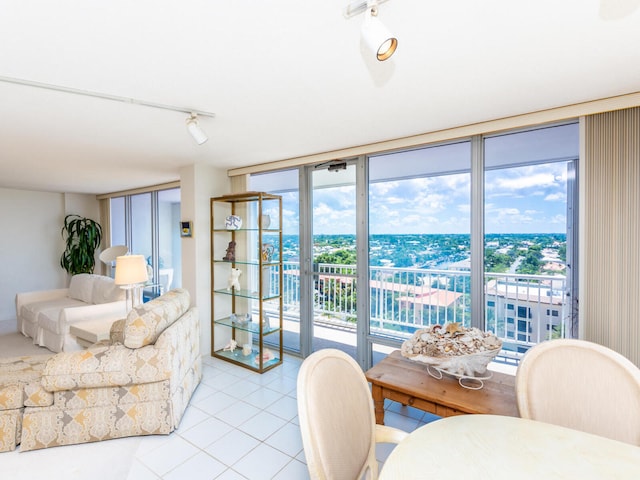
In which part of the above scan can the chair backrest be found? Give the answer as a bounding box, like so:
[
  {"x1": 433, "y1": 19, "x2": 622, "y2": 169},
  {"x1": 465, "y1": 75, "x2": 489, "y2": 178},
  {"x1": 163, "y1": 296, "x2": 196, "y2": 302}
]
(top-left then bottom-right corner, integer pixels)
[
  {"x1": 297, "y1": 349, "x2": 379, "y2": 480},
  {"x1": 516, "y1": 339, "x2": 640, "y2": 445}
]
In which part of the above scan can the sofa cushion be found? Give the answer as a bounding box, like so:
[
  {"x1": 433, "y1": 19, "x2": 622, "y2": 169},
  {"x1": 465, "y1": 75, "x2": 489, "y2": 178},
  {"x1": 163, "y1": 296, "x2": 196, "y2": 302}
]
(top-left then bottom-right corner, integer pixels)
[
  {"x1": 124, "y1": 289, "x2": 190, "y2": 349},
  {"x1": 0, "y1": 355, "x2": 53, "y2": 411},
  {"x1": 34, "y1": 299, "x2": 87, "y2": 335},
  {"x1": 91, "y1": 275, "x2": 125, "y2": 304},
  {"x1": 68, "y1": 274, "x2": 94, "y2": 303},
  {"x1": 21, "y1": 297, "x2": 85, "y2": 328}
]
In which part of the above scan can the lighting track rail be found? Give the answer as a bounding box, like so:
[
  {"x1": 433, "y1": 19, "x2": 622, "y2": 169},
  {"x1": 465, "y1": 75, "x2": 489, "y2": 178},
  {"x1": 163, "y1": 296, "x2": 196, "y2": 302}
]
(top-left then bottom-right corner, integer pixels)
[
  {"x1": 0, "y1": 75, "x2": 216, "y2": 118},
  {"x1": 343, "y1": 0, "x2": 389, "y2": 18}
]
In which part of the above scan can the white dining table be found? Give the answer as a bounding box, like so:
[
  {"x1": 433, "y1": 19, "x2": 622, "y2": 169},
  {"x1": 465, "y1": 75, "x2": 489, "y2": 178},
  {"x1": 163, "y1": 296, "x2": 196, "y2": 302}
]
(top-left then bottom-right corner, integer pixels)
[{"x1": 379, "y1": 414, "x2": 640, "y2": 479}]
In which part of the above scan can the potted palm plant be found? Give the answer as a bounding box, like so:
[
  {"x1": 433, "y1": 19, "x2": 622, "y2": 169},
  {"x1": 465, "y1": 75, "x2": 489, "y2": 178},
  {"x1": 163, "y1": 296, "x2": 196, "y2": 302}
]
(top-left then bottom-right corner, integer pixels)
[{"x1": 60, "y1": 214, "x2": 103, "y2": 275}]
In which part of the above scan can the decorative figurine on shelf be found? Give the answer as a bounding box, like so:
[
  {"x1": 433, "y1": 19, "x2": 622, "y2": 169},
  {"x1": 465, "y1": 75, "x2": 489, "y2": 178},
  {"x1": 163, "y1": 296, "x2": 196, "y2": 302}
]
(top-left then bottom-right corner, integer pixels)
[
  {"x1": 222, "y1": 241, "x2": 236, "y2": 262},
  {"x1": 228, "y1": 267, "x2": 242, "y2": 291},
  {"x1": 223, "y1": 339, "x2": 237, "y2": 352},
  {"x1": 261, "y1": 243, "x2": 275, "y2": 262}
]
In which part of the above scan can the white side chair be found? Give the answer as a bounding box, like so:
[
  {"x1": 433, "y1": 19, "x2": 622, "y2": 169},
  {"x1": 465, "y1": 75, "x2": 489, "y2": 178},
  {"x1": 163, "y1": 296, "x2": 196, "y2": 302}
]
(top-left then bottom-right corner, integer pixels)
[
  {"x1": 516, "y1": 338, "x2": 640, "y2": 445},
  {"x1": 297, "y1": 349, "x2": 408, "y2": 480}
]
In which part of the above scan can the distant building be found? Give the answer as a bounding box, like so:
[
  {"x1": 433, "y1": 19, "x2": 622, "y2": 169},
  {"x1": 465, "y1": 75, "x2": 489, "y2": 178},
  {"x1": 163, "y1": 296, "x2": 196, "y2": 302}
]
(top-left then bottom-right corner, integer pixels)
[{"x1": 485, "y1": 278, "x2": 565, "y2": 353}]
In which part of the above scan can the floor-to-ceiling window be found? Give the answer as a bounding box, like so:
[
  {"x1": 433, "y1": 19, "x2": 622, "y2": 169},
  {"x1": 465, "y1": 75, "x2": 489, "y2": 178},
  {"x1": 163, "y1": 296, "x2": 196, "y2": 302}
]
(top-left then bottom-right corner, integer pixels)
[
  {"x1": 483, "y1": 123, "x2": 579, "y2": 358},
  {"x1": 249, "y1": 121, "x2": 579, "y2": 368},
  {"x1": 108, "y1": 186, "x2": 182, "y2": 301},
  {"x1": 368, "y1": 141, "x2": 472, "y2": 361}
]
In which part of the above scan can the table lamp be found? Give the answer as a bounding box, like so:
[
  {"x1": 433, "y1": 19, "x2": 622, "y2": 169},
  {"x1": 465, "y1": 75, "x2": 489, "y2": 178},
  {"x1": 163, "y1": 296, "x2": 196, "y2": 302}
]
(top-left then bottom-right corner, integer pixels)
[{"x1": 114, "y1": 254, "x2": 149, "y2": 311}]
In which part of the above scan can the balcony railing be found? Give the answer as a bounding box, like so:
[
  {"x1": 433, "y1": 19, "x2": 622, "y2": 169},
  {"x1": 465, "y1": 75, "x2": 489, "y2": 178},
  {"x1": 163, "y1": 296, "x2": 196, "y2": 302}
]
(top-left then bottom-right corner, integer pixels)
[{"x1": 274, "y1": 261, "x2": 569, "y2": 363}]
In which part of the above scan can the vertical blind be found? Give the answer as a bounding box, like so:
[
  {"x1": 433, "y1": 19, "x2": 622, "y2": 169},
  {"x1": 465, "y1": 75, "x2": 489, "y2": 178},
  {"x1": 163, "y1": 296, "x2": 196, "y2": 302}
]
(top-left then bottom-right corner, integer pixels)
[{"x1": 583, "y1": 106, "x2": 640, "y2": 366}]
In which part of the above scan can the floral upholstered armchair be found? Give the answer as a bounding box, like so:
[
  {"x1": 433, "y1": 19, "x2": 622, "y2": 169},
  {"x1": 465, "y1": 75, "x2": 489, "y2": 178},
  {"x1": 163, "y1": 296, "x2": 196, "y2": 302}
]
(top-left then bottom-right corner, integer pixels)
[{"x1": 11, "y1": 288, "x2": 201, "y2": 452}]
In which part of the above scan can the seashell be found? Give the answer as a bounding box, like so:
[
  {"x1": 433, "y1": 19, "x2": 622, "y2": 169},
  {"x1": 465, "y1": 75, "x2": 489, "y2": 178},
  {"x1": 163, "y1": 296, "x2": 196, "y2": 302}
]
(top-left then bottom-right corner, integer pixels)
[{"x1": 445, "y1": 322, "x2": 463, "y2": 335}]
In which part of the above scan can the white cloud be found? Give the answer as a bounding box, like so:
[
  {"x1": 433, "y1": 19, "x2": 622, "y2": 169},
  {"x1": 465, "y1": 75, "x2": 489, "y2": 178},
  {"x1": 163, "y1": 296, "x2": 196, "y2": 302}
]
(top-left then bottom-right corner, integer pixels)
[
  {"x1": 545, "y1": 192, "x2": 565, "y2": 201},
  {"x1": 495, "y1": 173, "x2": 556, "y2": 190}
]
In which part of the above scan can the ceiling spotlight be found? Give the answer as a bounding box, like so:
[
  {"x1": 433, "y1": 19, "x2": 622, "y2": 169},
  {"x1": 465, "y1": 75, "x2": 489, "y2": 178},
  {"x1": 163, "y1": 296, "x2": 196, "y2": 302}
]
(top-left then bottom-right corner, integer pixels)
[
  {"x1": 344, "y1": 0, "x2": 397, "y2": 62},
  {"x1": 361, "y1": 1, "x2": 397, "y2": 61},
  {"x1": 186, "y1": 113, "x2": 208, "y2": 145}
]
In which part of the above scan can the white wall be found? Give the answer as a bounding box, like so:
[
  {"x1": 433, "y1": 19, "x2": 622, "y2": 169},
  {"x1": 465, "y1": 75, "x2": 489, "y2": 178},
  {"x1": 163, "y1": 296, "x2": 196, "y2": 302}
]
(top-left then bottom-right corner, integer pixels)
[
  {"x1": 0, "y1": 189, "x2": 97, "y2": 322},
  {"x1": 180, "y1": 164, "x2": 230, "y2": 355}
]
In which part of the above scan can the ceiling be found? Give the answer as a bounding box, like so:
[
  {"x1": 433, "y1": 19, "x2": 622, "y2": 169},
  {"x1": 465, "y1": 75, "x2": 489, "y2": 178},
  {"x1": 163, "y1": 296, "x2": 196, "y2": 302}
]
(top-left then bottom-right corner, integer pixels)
[{"x1": 0, "y1": 0, "x2": 639, "y2": 195}]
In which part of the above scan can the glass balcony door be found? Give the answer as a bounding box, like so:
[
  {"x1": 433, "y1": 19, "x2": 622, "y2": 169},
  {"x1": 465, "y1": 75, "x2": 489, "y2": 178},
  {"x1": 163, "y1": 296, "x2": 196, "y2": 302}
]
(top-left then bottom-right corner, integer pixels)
[{"x1": 308, "y1": 162, "x2": 359, "y2": 358}]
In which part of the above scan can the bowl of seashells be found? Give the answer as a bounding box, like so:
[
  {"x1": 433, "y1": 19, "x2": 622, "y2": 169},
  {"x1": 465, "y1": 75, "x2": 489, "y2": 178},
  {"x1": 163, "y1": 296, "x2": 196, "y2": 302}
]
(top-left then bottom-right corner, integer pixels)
[{"x1": 400, "y1": 322, "x2": 502, "y2": 388}]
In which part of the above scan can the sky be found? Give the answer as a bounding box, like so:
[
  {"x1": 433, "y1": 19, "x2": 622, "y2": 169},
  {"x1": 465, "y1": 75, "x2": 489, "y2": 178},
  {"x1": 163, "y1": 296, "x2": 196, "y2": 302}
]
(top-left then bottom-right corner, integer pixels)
[{"x1": 255, "y1": 123, "x2": 579, "y2": 236}]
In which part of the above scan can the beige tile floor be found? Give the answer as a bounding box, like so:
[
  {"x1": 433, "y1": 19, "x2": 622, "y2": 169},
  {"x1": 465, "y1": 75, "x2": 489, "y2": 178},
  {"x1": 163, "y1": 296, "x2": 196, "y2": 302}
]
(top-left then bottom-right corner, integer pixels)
[{"x1": 125, "y1": 354, "x2": 434, "y2": 480}]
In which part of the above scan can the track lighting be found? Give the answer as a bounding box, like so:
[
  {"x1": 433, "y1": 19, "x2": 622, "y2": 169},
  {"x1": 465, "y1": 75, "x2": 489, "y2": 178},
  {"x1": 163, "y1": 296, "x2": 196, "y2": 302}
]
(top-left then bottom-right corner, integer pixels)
[
  {"x1": 0, "y1": 76, "x2": 216, "y2": 145},
  {"x1": 344, "y1": 0, "x2": 397, "y2": 61},
  {"x1": 186, "y1": 113, "x2": 208, "y2": 145}
]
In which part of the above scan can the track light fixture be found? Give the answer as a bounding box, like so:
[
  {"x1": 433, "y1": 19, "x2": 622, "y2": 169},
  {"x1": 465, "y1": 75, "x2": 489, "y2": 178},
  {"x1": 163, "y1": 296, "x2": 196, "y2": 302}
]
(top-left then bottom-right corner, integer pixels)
[
  {"x1": 0, "y1": 76, "x2": 216, "y2": 145},
  {"x1": 186, "y1": 113, "x2": 208, "y2": 145},
  {"x1": 344, "y1": 0, "x2": 397, "y2": 61}
]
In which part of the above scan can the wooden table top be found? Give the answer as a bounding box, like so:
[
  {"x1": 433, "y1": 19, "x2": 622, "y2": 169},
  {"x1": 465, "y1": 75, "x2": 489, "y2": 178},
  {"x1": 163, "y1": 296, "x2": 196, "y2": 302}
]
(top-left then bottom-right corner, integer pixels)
[{"x1": 366, "y1": 350, "x2": 519, "y2": 417}]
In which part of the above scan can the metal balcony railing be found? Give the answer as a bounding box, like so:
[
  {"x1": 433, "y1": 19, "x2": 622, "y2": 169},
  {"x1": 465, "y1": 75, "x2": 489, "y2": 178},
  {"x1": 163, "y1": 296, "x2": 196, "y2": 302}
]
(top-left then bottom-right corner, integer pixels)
[{"x1": 273, "y1": 261, "x2": 569, "y2": 363}]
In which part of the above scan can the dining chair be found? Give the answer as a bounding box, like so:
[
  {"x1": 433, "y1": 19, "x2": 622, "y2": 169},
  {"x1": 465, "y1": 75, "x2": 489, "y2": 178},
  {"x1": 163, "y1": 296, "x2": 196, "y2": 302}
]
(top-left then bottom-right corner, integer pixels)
[
  {"x1": 516, "y1": 338, "x2": 640, "y2": 445},
  {"x1": 297, "y1": 349, "x2": 408, "y2": 480}
]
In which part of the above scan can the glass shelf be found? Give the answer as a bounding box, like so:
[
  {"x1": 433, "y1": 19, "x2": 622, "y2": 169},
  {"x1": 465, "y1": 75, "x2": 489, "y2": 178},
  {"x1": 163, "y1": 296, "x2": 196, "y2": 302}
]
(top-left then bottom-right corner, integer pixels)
[
  {"x1": 214, "y1": 316, "x2": 280, "y2": 336},
  {"x1": 213, "y1": 288, "x2": 280, "y2": 301},
  {"x1": 212, "y1": 259, "x2": 280, "y2": 267},
  {"x1": 212, "y1": 228, "x2": 280, "y2": 233},
  {"x1": 214, "y1": 348, "x2": 281, "y2": 370}
]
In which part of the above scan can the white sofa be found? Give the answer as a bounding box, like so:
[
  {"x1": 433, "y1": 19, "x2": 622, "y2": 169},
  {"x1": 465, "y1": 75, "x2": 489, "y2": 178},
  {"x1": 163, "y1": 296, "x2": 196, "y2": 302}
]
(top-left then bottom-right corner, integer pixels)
[{"x1": 16, "y1": 274, "x2": 127, "y2": 353}]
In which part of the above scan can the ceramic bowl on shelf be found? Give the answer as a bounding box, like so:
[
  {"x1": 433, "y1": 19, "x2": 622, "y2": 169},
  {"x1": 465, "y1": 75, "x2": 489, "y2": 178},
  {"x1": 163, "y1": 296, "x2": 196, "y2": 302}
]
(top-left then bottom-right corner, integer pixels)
[{"x1": 225, "y1": 215, "x2": 242, "y2": 230}]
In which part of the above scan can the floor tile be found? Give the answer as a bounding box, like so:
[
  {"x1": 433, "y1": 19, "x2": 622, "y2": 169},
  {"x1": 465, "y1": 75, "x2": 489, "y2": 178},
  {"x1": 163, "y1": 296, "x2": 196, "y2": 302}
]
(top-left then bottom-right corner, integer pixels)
[
  {"x1": 227, "y1": 377, "x2": 262, "y2": 399},
  {"x1": 385, "y1": 401, "x2": 427, "y2": 420},
  {"x1": 137, "y1": 435, "x2": 201, "y2": 477},
  {"x1": 383, "y1": 410, "x2": 421, "y2": 432},
  {"x1": 215, "y1": 469, "x2": 249, "y2": 479},
  {"x1": 195, "y1": 390, "x2": 238, "y2": 416},
  {"x1": 264, "y1": 394, "x2": 298, "y2": 421},
  {"x1": 163, "y1": 451, "x2": 227, "y2": 480},
  {"x1": 190, "y1": 382, "x2": 218, "y2": 403},
  {"x1": 126, "y1": 459, "x2": 160, "y2": 480},
  {"x1": 180, "y1": 416, "x2": 235, "y2": 449},
  {"x1": 176, "y1": 404, "x2": 210, "y2": 433},
  {"x1": 264, "y1": 422, "x2": 303, "y2": 457},
  {"x1": 231, "y1": 443, "x2": 292, "y2": 480},
  {"x1": 203, "y1": 370, "x2": 247, "y2": 390},
  {"x1": 263, "y1": 375, "x2": 297, "y2": 395},
  {"x1": 238, "y1": 410, "x2": 287, "y2": 441},
  {"x1": 242, "y1": 384, "x2": 283, "y2": 409},
  {"x1": 205, "y1": 428, "x2": 260, "y2": 466},
  {"x1": 272, "y1": 459, "x2": 310, "y2": 480},
  {"x1": 215, "y1": 400, "x2": 262, "y2": 426}
]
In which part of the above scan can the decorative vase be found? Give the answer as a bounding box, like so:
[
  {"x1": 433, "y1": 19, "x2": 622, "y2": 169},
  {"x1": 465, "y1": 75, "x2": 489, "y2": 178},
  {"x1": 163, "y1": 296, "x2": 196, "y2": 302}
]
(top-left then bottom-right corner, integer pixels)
[{"x1": 261, "y1": 214, "x2": 271, "y2": 229}]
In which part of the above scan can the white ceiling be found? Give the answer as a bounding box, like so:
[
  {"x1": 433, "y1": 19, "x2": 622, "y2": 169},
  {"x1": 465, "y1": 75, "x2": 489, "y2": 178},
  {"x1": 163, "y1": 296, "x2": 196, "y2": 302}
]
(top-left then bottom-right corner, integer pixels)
[{"x1": 0, "y1": 0, "x2": 639, "y2": 195}]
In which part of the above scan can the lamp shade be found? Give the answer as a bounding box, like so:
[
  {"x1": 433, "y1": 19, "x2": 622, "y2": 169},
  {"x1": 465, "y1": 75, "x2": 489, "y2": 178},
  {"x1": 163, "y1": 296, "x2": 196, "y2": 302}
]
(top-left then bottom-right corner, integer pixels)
[
  {"x1": 114, "y1": 255, "x2": 149, "y2": 286},
  {"x1": 361, "y1": 8, "x2": 397, "y2": 61}
]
